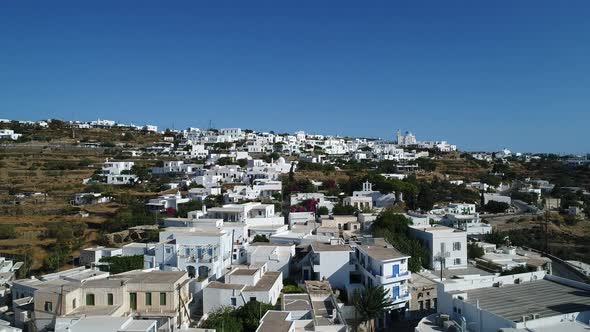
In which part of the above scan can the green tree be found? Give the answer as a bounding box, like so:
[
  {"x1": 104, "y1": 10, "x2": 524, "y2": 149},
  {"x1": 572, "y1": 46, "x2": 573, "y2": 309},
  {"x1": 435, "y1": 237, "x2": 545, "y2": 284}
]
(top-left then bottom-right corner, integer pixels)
[
  {"x1": 481, "y1": 201, "x2": 510, "y2": 214},
  {"x1": 98, "y1": 255, "x2": 144, "y2": 274},
  {"x1": 201, "y1": 307, "x2": 243, "y2": 332},
  {"x1": 238, "y1": 300, "x2": 275, "y2": 332},
  {"x1": 131, "y1": 165, "x2": 150, "y2": 181},
  {"x1": 176, "y1": 200, "x2": 203, "y2": 218},
  {"x1": 317, "y1": 206, "x2": 330, "y2": 216},
  {"x1": 352, "y1": 286, "x2": 393, "y2": 332},
  {"x1": 417, "y1": 183, "x2": 435, "y2": 211},
  {"x1": 467, "y1": 243, "x2": 485, "y2": 259},
  {"x1": 216, "y1": 157, "x2": 234, "y2": 166},
  {"x1": 252, "y1": 234, "x2": 270, "y2": 243},
  {"x1": 332, "y1": 203, "x2": 357, "y2": 215},
  {"x1": 371, "y1": 211, "x2": 428, "y2": 272}
]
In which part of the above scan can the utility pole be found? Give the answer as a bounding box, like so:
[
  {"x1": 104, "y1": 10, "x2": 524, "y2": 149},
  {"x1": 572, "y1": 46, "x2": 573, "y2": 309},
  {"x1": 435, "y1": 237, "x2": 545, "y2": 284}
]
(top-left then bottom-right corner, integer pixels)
[
  {"x1": 434, "y1": 245, "x2": 450, "y2": 281},
  {"x1": 544, "y1": 210, "x2": 549, "y2": 254}
]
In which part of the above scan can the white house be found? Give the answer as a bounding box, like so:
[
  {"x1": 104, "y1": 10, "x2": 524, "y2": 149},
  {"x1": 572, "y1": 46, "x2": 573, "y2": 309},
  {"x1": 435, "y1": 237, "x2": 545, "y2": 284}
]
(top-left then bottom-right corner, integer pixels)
[
  {"x1": 246, "y1": 243, "x2": 295, "y2": 279},
  {"x1": 72, "y1": 192, "x2": 112, "y2": 205},
  {"x1": 102, "y1": 160, "x2": 137, "y2": 185},
  {"x1": 79, "y1": 246, "x2": 123, "y2": 266},
  {"x1": 428, "y1": 271, "x2": 590, "y2": 332},
  {"x1": 224, "y1": 180, "x2": 282, "y2": 203},
  {"x1": 408, "y1": 225, "x2": 467, "y2": 270},
  {"x1": 144, "y1": 227, "x2": 233, "y2": 280},
  {"x1": 298, "y1": 242, "x2": 355, "y2": 289},
  {"x1": 351, "y1": 238, "x2": 412, "y2": 318},
  {"x1": 203, "y1": 202, "x2": 283, "y2": 227},
  {"x1": 203, "y1": 263, "x2": 282, "y2": 314},
  {"x1": 0, "y1": 129, "x2": 22, "y2": 140},
  {"x1": 441, "y1": 213, "x2": 492, "y2": 236},
  {"x1": 146, "y1": 191, "x2": 190, "y2": 212}
]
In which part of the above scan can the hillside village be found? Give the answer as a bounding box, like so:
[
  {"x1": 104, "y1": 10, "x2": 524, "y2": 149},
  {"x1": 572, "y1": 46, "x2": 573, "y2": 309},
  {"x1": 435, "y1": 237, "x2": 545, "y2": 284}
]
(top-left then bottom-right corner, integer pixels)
[{"x1": 0, "y1": 118, "x2": 590, "y2": 332}]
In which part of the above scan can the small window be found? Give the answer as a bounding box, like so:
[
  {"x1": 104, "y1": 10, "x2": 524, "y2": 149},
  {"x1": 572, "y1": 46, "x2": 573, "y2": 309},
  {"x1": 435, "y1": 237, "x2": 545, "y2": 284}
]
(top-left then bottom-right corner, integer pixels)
[
  {"x1": 454, "y1": 258, "x2": 461, "y2": 265},
  {"x1": 453, "y1": 242, "x2": 462, "y2": 251},
  {"x1": 72, "y1": 298, "x2": 76, "y2": 309},
  {"x1": 108, "y1": 293, "x2": 114, "y2": 305},
  {"x1": 160, "y1": 292, "x2": 166, "y2": 306},
  {"x1": 146, "y1": 292, "x2": 152, "y2": 306},
  {"x1": 86, "y1": 294, "x2": 95, "y2": 306},
  {"x1": 44, "y1": 301, "x2": 53, "y2": 312},
  {"x1": 249, "y1": 297, "x2": 256, "y2": 302},
  {"x1": 231, "y1": 297, "x2": 237, "y2": 306}
]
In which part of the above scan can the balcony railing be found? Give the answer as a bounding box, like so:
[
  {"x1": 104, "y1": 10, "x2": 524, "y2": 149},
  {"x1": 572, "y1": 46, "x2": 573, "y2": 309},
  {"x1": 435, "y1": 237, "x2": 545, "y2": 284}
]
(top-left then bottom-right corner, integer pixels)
[
  {"x1": 392, "y1": 292, "x2": 410, "y2": 303},
  {"x1": 388, "y1": 271, "x2": 410, "y2": 279}
]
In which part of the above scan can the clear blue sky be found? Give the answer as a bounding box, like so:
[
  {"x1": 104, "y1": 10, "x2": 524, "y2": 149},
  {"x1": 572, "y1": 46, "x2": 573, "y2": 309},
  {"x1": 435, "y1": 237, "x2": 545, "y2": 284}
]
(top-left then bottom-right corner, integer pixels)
[{"x1": 0, "y1": 1, "x2": 588, "y2": 153}]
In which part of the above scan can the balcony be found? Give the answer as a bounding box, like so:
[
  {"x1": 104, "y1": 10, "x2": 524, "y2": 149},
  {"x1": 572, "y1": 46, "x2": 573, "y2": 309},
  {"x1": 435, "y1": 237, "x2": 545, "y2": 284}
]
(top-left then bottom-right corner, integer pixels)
[
  {"x1": 391, "y1": 292, "x2": 411, "y2": 304},
  {"x1": 359, "y1": 264, "x2": 411, "y2": 285},
  {"x1": 385, "y1": 271, "x2": 411, "y2": 283}
]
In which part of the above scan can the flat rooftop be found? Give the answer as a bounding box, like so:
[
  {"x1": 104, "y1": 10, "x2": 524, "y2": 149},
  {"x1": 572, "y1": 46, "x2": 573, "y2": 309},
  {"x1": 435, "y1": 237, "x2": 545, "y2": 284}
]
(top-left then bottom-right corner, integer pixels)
[
  {"x1": 282, "y1": 294, "x2": 312, "y2": 312},
  {"x1": 358, "y1": 244, "x2": 407, "y2": 261},
  {"x1": 244, "y1": 271, "x2": 281, "y2": 291},
  {"x1": 112, "y1": 271, "x2": 186, "y2": 284},
  {"x1": 207, "y1": 281, "x2": 244, "y2": 290},
  {"x1": 230, "y1": 268, "x2": 258, "y2": 276},
  {"x1": 463, "y1": 279, "x2": 590, "y2": 322},
  {"x1": 311, "y1": 242, "x2": 353, "y2": 252},
  {"x1": 257, "y1": 311, "x2": 293, "y2": 332}
]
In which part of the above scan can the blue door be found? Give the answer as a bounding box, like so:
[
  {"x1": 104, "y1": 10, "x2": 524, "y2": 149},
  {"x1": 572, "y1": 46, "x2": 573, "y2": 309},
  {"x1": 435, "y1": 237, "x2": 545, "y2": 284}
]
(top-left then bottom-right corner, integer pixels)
[
  {"x1": 393, "y1": 264, "x2": 399, "y2": 277},
  {"x1": 392, "y1": 286, "x2": 400, "y2": 299}
]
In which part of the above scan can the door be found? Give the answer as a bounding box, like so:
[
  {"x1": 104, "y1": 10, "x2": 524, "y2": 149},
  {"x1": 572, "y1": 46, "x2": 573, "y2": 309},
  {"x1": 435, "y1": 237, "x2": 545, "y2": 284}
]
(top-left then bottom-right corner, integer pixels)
[
  {"x1": 393, "y1": 264, "x2": 400, "y2": 277},
  {"x1": 392, "y1": 286, "x2": 400, "y2": 299},
  {"x1": 130, "y1": 293, "x2": 137, "y2": 310}
]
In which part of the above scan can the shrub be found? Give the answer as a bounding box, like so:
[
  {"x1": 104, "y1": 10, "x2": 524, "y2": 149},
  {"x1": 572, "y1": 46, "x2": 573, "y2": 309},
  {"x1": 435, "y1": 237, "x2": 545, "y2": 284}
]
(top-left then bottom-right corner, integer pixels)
[{"x1": 0, "y1": 224, "x2": 17, "y2": 239}]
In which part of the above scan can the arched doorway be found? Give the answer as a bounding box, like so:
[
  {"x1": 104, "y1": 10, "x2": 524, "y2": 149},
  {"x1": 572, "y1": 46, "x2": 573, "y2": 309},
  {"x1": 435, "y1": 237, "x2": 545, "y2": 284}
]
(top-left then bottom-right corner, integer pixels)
[
  {"x1": 187, "y1": 266, "x2": 196, "y2": 279},
  {"x1": 198, "y1": 265, "x2": 209, "y2": 279}
]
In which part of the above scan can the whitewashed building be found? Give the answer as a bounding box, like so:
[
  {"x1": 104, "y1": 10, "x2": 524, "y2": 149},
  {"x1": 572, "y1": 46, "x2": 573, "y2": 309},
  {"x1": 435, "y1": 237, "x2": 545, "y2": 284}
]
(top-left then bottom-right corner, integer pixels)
[
  {"x1": 203, "y1": 263, "x2": 282, "y2": 314},
  {"x1": 408, "y1": 225, "x2": 467, "y2": 270}
]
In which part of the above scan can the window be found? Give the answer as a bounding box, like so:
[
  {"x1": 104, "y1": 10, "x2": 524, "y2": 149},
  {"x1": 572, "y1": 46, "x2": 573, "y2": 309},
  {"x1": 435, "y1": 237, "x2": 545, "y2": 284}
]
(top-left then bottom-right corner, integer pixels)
[
  {"x1": 250, "y1": 297, "x2": 256, "y2": 302},
  {"x1": 108, "y1": 293, "x2": 114, "y2": 305},
  {"x1": 72, "y1": 298, "x2": 76, "y2": 309},
  {"x1": 418, "y1": 300, "x2": 423, "y2": 311},
  {"x1": 146, "y1": 292, "x2": 152, "y2": 306},
  {"x1": 433, "y1": 298, "x2": 437, "y2": 310},
  {"x1": 44, "y1": 301, "x2": 53, "y2": 312},
  {"x1": 231, "y1": 297, "x2": 237, "y2": 306},
  {"x1": 160, "y1": 292, "x2": 166, "y2": 306},
  {"x1": 166, "y1": 247, "x2": 171, "y2": 254},
  {"x1": 454, "y1": 258, "x2": 461, "y2": 265},
  {"x1": 426, "y1": 299, "x2": 431, "y2": 310},
  {"x1": 86, "y1": 294, "x2": 95, "y2": 306},
  {"x1": 453, "y1": 242, "x2": 462, "y2": 251}
]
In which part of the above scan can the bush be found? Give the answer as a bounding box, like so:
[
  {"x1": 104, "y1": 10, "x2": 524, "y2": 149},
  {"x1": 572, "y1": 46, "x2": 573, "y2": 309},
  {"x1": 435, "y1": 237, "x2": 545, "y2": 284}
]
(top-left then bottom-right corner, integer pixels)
[
  {"x1": 499, "y1": 265, "x2": 536, "y2": 276},
  {"x1": 98, "y1": 255, "x2": 143, "y2": 274},
  {"x1": 317, "y1": 206, "x2": 329, "y2": 215},
  {"x1": 332, "y1": 203, "x2": 357, "y2": 215},
  {"x1": 467, "y1": 243, "x2": 485, "y2": 259},
  {"x1": 0, "y1": 224, "x2": 17, "y2": 239},
  {"x1": 481, "y1": 201, "x2": 510, "y2": 214},
  {"x1": 282, "y1": 284, "x2": 305, "y2": 293},
  {"x1": 253, "y1": 234, "x2": 270, "y2": 243},
  {"x1": 202, "y1": 300, "x2": 276, "y2": 332}
]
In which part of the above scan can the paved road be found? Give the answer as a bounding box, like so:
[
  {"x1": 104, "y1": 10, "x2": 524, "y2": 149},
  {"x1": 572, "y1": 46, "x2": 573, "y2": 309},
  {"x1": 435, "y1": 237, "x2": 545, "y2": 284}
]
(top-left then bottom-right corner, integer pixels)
[{"x1": 550, "y1": 258, "x2": 587, "y2": 282}]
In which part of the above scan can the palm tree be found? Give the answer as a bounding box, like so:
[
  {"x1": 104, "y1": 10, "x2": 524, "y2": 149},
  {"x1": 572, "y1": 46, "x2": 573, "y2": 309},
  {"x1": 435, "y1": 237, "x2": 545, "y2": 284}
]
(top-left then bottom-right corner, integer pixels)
[{"x1": 352, "y1": 286, "x2": 394, "y2": 332}]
